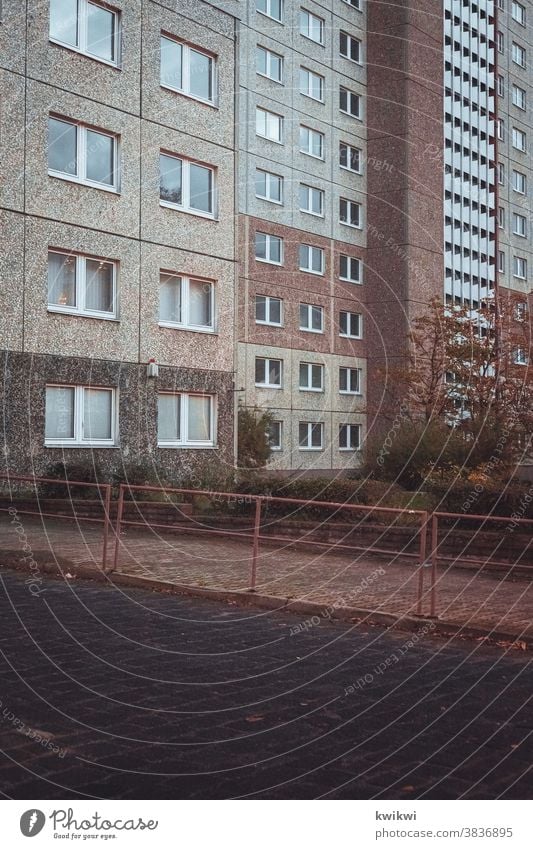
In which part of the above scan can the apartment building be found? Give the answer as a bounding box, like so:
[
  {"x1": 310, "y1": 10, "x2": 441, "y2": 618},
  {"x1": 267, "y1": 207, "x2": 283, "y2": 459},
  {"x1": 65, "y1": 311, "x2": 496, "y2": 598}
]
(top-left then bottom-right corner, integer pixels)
[{"x1": 0, "y1": 0, "x2": 237, "y2": 479}]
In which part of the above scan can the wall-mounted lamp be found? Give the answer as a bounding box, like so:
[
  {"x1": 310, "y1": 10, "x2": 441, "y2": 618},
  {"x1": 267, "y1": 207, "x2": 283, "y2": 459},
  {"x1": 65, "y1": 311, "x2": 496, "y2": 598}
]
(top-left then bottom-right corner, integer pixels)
[{"x1": 147, "y1": 358, "x2": 159, "y2": 378}]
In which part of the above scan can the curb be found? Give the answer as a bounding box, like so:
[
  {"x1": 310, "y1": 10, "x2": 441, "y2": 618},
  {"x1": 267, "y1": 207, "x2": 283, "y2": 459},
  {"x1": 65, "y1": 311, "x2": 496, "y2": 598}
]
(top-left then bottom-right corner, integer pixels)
[{"x1": 4, "y1": 554, "x2": 531, "y2": 650}]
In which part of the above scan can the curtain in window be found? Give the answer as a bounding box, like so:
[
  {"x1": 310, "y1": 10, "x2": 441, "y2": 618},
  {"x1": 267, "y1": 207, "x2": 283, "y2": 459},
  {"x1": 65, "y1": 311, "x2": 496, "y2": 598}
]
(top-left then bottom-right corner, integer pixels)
[
  {"x1": 48, "y1": 253, "x2": 76, "y2": 307},
  {"x1": 83, "y1": 388, "x2": 112, "y2": 440},
  {"x1": 158, "y1": 394, "x2": 180, "y2": 442},
  {"x1": 159, "y1": 275, "x2": 182, "y2": 323},
  {"x1": 189, "y1": 280, "x2": 211, "y2": 327},
  {"x1": 85, "y1": 259, "x2": 114, "y2": 313},
  {"x1": 188, "y1": 396, "x2": 211, "y2": 442},
  {"x1": 45, "y1": 386, "x2": 75, "y2": 439}
]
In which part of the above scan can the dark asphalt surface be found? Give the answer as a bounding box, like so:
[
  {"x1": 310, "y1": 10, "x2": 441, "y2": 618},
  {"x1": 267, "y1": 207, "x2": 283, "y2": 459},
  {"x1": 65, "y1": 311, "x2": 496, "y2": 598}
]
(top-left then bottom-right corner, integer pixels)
[{"x1": 0, "y1": 570, "x2": 531, "y2": 800}]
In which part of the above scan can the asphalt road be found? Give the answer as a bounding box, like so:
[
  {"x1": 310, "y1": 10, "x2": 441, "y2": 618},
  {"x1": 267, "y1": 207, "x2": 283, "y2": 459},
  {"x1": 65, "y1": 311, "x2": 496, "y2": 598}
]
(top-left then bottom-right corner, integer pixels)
[{"x1": 0, "y1": 570, "x2": 531, "y2": 800}]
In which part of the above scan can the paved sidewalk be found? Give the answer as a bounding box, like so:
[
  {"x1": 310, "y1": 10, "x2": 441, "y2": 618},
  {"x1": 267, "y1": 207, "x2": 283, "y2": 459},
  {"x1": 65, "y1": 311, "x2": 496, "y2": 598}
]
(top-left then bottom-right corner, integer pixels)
[{"x1": 0, "y1": 515, "x2": 531, "y2": 639}]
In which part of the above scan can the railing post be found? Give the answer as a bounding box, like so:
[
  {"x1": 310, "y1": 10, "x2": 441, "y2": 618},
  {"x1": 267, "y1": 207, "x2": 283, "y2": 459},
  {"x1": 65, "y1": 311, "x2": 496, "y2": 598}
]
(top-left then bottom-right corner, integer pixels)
[
  {"x1": 430, "y1": 513, "x2": 439, "y2": 618},
  {"x1": 111, "y1": 484, "x2": 125, "y2": 574},
  {"x1": 416, "y1": 511, "x2": 428, "y2": 616},
  {"x1": 249, "y1": 497, "x2": 262, "y2": 592},
  {"x1": 101, "y1": 484, "x2": 112, "y2": 571}
]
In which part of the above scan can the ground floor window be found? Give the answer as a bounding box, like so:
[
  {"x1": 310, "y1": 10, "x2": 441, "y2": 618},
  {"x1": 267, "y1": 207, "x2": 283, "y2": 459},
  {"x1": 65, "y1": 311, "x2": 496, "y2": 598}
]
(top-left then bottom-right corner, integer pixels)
[
  {"x1": 158, "y1": 392, "x2": 216, "y2": 447},
  {"x1": 339, "y1": 423, "x2": 361, "y2": 450},
  {"x1": 268, "y1": 420, "x2": 282, "y2": 450},
  {"x1": 299, "y1": 421, "x2": 323, "y2": 450},
  {"x1": 45, "y1": 385, "x2": 116, "y2": 446}
]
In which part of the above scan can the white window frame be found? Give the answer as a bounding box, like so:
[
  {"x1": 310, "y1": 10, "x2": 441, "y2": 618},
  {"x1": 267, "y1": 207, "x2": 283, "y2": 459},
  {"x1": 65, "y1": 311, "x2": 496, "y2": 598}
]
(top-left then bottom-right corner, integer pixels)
[
  {"x1": 498, "y1": 250, "x2": 506, "y2": 273},
  {"x1": 159, "y1": 152, "x2": 216, "y2": 219},
  {"x1": 255, "y1": 357, "x2": 283, "y2": 389},
  {"x1": 299, "y1": 183, "x2": 324, "y2": 217},
  {"x1": 339, "y1": 141, "x2": 362, "y2": 174},
  {"x1": 45, "y1": 384, "x2": 117, "y2": 447},
  {"x1": 255, "y1": 168, "x2": 283, "y2": 204},
  {"x1": 299, "y1": 125, "x2": 324, "y2": 160},
  {"x1": 512, "y1": 42, "x2": 526, "y2": 68},
  {"x1": 512, "y1": 127, "x2": 527, "y2": 152},
  {"x1": 339, "y1": 423, "x2": 361, "y2": 451},
  {"x1": 513, "y1": 255, "x2": 527, "y2": 279},
  {"x1": 341, "y1": 0, "x2": 361, "y2": 8},
  {"x1": 257, "y1": 0, "x2": 283, "y2": 23},
  {"x1": 255, "y1": 294, "x2": 283, "y2": 326},
  {"x1": 300, "y1": 66, "x2": 325, "y2": 102},
  {"x1": 47, "y1": 250, "x2": 117, "y2": 320},
  {"x1": 339, "y1": 311, "x2": 362, "y2": 339},
  {"x1": 299, "y1": 303, "x2": 324, "y2": 334},
  {"x1": 497, "y1": 31, "x2": 504, "y2": 54},
  {"x1": 299, "y1": 362, "x2": 324, "y2": 393},
  {"x1": 339, "y1": 366, "x2": 361, "y2": 395},
  {"x1": 256, "y1": 45, "x2": 284, "y2": 83},
  {"x1": 339, "y1": 31, "x2": 361, "y2": 64},
  {"x1": 157, "y1": 392, "x2": 216, "y2": 448},
  {"x1": 268, "y1": 420, "x2": 283, "y2": 451},
  {"x1": 513, "y1": 169, "x2": 527, "y2": 194},
  {"x1": 512, "y1": 213, "x2": 527, "y2": 238},
  {"x1": 340, "y1": 197, "x2": 362, "y2": 229},
  {"x1": 255, "y1": 232, "x2": 284, "y2": 265},
  {"x1": 339, "y1": 254, "x2": 362, "y2": 284},
  {"x1": 160, "y1": 35, "x2": 217, "y2": 105},
  {"x1": 299, "y1": 9, "x2": 324, "y2": 45},
  {"x1": 497, "y1": 74, "x2": 505, "y2": 97},
  {"x1": 159, "y1": 272, "x2": 215, "y2": 333},
  {"x1": 512, "y1": 1, "x2": 526, "y2": 25},
  {"x1": 299, "y1": 244, "x2": 324, "y2": 275},
  {"x1": 512, "y1": 84, "x2": 526, "y2": 111},
  {"x1": 48, "y1": 116, "x2": 119, "y2": 193},
  {"x1": 498, "y1": 205, "x2": 506, "y2": 230},
  {"x1": 49, "y1": 0, "x2": 120, "y2": 67},
  {"x1": 497, "y1": 118, "x2": 505, "y2": 142},
  {"x1": 514, "y1": 348, "x2": 528, "y2": 365},
  {"x1": 298, "y1": 421, "x2": 324, "y2": 451},
  {"x1": 256, "y1": 106, "x2": 284, "y2": 143},
  {"x1": 340, "y1": 85, "x2": 361, "y2": 118}
]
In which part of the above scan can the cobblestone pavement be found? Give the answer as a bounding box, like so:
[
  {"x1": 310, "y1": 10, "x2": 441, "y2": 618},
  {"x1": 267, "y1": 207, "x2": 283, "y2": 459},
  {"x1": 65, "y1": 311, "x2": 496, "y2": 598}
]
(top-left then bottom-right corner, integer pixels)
[
  {"x1": 0, "y1": 515, "x2": 531, "y2": 638},
  {"x1": 0, "y1": 570, "x2": 531, "y2": 800}
]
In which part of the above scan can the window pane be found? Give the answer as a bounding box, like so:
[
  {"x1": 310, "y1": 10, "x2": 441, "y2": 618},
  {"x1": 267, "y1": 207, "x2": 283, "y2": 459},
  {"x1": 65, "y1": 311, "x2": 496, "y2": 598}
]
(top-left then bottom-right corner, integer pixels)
[
  {"x1": 339, "y1": 368, "x2": 347, "y2": 391},
  {"x1": 85, "y1": 259, "x2": 114, "y2": 313},
  {"x1": 189, "y1": 280, "x2": 212, "y2": 327},
  {"x1": 269, "y1": 237, "x2": 281, "y2": 263},
  {"x1": 299, "y1": 304, "x2": 307, "y2": 327},
  {"x1": 188, "y1": 395, "x2": 211, "y2": 441},
  {"x1": 160, "y1": 154, "x2": 182, "y2": 204},
  {"x1": 269, "y1": 298, "x2": 281, "y2": 323},
  {"x1": 189, "y1": 163, "x2": 213, "y2": 213},
  {"x1": 86, "y1": 130, "x2": 114, "y2": 185},
  {"x1": 311, "y1": 365, "x2": 322, "y2": 388},
  {"x1": 311, "y1": 307, "x2": 322, "y2": 330},
  {"x1": 45, "y1": 386, "x2": 75, "y2": 440},
  {"x1": 83, "y1": 388, "x2": 112, "y2": 440},
  {"x1": 158, "y1": 394, "x2": 180, "y2": 442},
  {"x1": 48, "y1": 118, "x2": 77, "y2": 175},
  {"x1": 299, "y1": 245, "x2": 307, "y2": 268},
  {"x1": 255, "y1": 233, "x2": 267, "y2": 259},
  {"x1": 86, "y1": 2, "x2": 115, "y2": 62},
  {"x1": 255, "y1": 359, "x2": 266, "y2": 383},
  {"x1": 270, "y1": 175, "x2": 281, "y2": 202},
  {"x1": 189, "y1": 49, "x2": 213, "y2": 100},
  {"x1": 161, "y1": 37, "x2": 183, "y2": 89},
  {"x1": 299, "y1": 423, "x2": 308, "y2": 446},
  {"x1": 48, "y1": 253, "x2": 76, "y2": 307},
  {"x1": 269, "y1": 360, "x2": 281, "y2": 384},
  {"x1": 159, "y1": 274, "x2": 181, "y2": 323},
  {"x1": 50, "y1": 0, "x2": 78, "y2": 45},
  {"x1": 299, "y1": 363, "x2": 307, "y2": 386},
  {"x1": 311, "y1": 423, "x2": 322, "y2": 447},
  {"x1": 255, "y1": 296, "x2": 266, "y2": 321}
]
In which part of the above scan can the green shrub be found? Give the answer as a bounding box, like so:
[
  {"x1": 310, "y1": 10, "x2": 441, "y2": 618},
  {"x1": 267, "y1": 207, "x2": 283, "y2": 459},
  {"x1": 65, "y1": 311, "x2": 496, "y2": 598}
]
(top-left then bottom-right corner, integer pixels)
[
  {"x1": 40, "y1": 461, "x2": 105, "y2": 499},
  {"x1": 427, "y1": 478, "x2": 533, "y2": 517}
]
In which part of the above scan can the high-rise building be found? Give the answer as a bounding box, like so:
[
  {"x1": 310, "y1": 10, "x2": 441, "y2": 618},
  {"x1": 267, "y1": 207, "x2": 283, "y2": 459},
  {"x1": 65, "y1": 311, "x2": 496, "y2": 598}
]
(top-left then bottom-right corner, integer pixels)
[{"x1": 0, "y1": 0, "x2": 530, "y2": 480}]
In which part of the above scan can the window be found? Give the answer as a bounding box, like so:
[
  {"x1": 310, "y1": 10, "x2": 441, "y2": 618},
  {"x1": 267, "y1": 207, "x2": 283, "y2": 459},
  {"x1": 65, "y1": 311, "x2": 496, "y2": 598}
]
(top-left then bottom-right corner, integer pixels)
[
  {"x1": 497, "y1": 118, "x2": 505, "y2": 141},
  {"x1": 255, "y1": 169, "x2": 283, "y2": 203},
  {"x1": 299, "y1": 184, "x2": 324, "y2": 216},
  {"x1": 497, "y1": 31, "x2": 504, "y2": 53},
  {"x1": 512, "y1": 42, "x2": 526, "y2": 68},
  {"x1": 513, "y1": 170, "x2": 526, "y2": 194},
  {"x1": 159, "y1": 273, "x2": 214, "y2": 331},
  {"x1": 45, "y1": 385, "x2": 115, "y2": 446},
  {"x1": 512, "y1": 1, "x2": 526, "y2": 25},
  {"x1": 513, "y1": 256, "x2": 527, "y2": 278},
  {"x1": 257, "y1": 0, "x2": 283, "y2": 22},
  {"x1": 339, "y1": 142, "x2": 361, "y2": 173},
  {"x1": 339, "y1": 31, "x2": 361, "y2": 63},
  {"x1": 256, "y1": 106, "x2": 283, "y2": 142},
  {"x1": 48, "y1": 116, "x2": 118, "y2": 190},
  {"x1": 255, "y1": 232, "x2": 283, "y2": 264},
  {"x1": 299, "y1": 126, "x2": 324, "y2": 159},
  {"x1": 342, "y1": 0, "x2": 361, "y2": 7},
  {"x1": 340, "y1": 254, "x2": 361, "y2": 283},
  {"x1": 499, "y1": 162, "x2": 505, "y2": 185},
  {"x1": 160, "y1": 36, "x2": 216, "y2": 103},
  {"x1": 498, "y1": 250, "x2": 506, "y2": 273},
  {"x1": 514, "y1": 348, "x2": 528, "y2": 365},
  {"x1": 498, "y1": 205, "x2": 506, "y2": 229},
  {"x1": 300, "y1": 9, "x2": 324, "y2": 44},
  {"x1": 160, "y1": 152, "x2": 215, "y2": 217},
  {"x1": 158, "y1": 393, "x2": 215, "y2": 446},
  {"x1": 255, "y1": 294, "x2": 283, "y2": 326},
  {"x1": 513, "y1": 213, "x2": 527, "y2": 237},
  {"x1": 255, "y1": 357, "x2": 282, "y2": 388},
  {"x1": 49, "y1": 0, "x2": 119, "y2": 65},
  {"x1": 339, "y1": 423, "x2": 361, "y2": 451},
  {"x1": 299, "y1": 303, "x2": 323, "y2": 333},
  {"x1": 339, "y1": 366, "x2": 361, "y2": 394},
  {"x1": 340, "y1": 197, "x2": 361, "y2": 228},
  {"x1": 515, "y1": 302, "x2": 528, "y2": 321},
  {"x1": 300, "y1": 67, "x2": 324, "y2": 101},
  {"x1": 299, "y1": 362, "x2": 324, "y2": 392},
  {"x1": 339, "y1": 86, "x2": 361, "y2": 118},
  {"x1": 299, "y1": 421, "x2": 323, "y2": 450},
  {"x1": 512, "y1": 127, "x2": 526, "y2": 152},
  {"x1": 497, "y1": 74, "x2": 505, "y2": 97},
  {"x1": 299, "y1": 244, "x2": 324, "y2": 275},
  {"x1": 47, "y1": 251, "x2": 116, "y2": 318},
  {"x1": 339, "y1": 311, "x2": 362, "y2": 338},
  {"x1": 512, "y1": 84, "x2": 526, "y2": 111},
  {"x1": 268, "y1": 420, "x2": 282, "y2": 450},
  {"x1": 256, "y1": 45, "x2": 283, "y2": 82}
]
